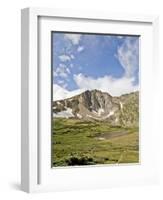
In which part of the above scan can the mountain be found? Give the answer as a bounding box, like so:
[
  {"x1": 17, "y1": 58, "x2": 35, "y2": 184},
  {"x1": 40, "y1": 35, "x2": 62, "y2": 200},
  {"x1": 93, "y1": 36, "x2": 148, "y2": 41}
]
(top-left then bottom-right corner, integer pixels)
[{"x1": 53, "y1": 89, "x2": 139, "y2": 127}]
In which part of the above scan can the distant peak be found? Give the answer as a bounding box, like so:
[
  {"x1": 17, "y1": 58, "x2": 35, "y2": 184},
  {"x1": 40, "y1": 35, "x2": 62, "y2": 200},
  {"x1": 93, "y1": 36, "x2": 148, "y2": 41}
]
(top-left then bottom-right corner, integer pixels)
[
  {"x1": 80, "y1": 89, "x2": 112, "y2": 96},
  {"x1": 83, "y1": 89, "x2": 102, "y2": 93},
  {"x1": 91, "y1": 89, "x2": 102, "y2": 92}
]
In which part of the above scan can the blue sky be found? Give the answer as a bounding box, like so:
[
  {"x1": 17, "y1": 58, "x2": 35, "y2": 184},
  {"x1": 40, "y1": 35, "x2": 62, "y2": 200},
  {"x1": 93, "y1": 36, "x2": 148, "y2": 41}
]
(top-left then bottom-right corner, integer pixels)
[{"x1": 52, "y1": 32, "x2": 139, "y2": 99}]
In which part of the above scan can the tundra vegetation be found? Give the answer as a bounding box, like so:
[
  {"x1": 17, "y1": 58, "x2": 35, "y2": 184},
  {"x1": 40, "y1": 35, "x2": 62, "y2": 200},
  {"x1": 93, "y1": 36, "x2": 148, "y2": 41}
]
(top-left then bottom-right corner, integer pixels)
[{"x1": 52, "y1": 118, "x2": 139, "y2": 167}]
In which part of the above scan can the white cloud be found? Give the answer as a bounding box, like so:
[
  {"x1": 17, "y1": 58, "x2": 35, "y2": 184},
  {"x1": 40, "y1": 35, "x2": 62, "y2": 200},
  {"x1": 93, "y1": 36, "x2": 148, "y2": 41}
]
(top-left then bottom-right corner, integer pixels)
[
  {"x1": 64, "y1": 33, "x2": 81, "y2": 45},
  {"x1": 116, "y1": 37, "x2": 139, "y2": 77},
  {"x1": 73, "y1": 73, "x2": 138, "y2": 96},
  {"x1": 58, "y1": 80, "x2": 68, "y2": 89},
  {"x1": 58, "y1": 79, "x2": 64, "y2": 84},
  {"x1": 54, "y1": 64, "x2": 70, "y2": 78},
  {"x1": 66, "y1": 67, "x2": 70, "y2": 74},
  {"x1": 53, "y1": 84, "x2": 85, "y2": 101},
  {"x1": 59, "y1": 54, "x2": 71, "y2": 62},
  {"x1": 70, "y1": 54, "x2": 75, "y2": 59},
  {"x1": 62, "y1": 83, "x2": 68, "y2": 89},
  {"x1": 53, "y1": 84, "x2": 69, "y2": 100},
  {"x1": 77, "y1": 46, "x2": 84, "y2": 52}
]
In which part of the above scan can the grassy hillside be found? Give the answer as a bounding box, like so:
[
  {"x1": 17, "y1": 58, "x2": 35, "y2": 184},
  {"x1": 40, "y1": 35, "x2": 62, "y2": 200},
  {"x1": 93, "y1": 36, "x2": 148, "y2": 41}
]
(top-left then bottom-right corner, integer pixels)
[{"x1": 52, "y1": 118, "x2": 139, "y2": 167}]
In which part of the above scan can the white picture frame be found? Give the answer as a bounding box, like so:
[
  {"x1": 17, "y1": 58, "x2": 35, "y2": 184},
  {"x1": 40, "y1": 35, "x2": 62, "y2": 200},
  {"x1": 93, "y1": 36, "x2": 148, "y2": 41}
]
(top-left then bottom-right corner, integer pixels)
[{"x1": 21, "y1": 7, "x2": 159, "y2": 193}]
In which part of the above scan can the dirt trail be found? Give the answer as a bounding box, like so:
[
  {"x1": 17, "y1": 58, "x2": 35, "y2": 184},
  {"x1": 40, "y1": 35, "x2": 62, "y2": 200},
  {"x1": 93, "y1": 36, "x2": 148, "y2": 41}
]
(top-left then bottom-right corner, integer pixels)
[{"x1": 96, "y1": 130, "x2": 130, "y2": 140}]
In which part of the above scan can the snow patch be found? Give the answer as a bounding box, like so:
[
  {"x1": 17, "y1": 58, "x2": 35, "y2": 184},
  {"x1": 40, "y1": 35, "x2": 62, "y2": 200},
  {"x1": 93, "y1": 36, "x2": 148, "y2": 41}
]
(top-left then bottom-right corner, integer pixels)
[
  {"x1": 98, "y1": 108, "x2": 104, "y2": 116},
  {"x1": 93, "y1": 108, "x2": 104, "y2": 116},
  {"x1": 86, "y1": 110, "x2": 115, "y2": 120},
  {"x1": 53, "y1": 108, "x2": 74, "y2": 118},
  {"x1": 106, "y1": 110, "x2": 115, "y2": 118},
  {"x1": 77, "y1": 113, "x2": 82, "y2": 119},
  {"x1": 120, "y1": 102, "x2": 123, "y2": 110}
]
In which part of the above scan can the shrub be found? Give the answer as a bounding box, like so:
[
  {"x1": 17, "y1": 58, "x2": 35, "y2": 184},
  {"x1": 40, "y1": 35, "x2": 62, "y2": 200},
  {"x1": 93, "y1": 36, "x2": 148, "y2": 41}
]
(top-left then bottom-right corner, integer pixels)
[{"x1": 66, "y1": 155, "x2": 96, "y2": 166}]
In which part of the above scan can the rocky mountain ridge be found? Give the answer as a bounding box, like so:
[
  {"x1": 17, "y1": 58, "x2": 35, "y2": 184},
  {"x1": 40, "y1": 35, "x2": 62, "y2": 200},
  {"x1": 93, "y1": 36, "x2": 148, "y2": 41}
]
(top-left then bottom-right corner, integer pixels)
[{"x1": 53, "y1": 89, "x2": 139, "y2": 127}]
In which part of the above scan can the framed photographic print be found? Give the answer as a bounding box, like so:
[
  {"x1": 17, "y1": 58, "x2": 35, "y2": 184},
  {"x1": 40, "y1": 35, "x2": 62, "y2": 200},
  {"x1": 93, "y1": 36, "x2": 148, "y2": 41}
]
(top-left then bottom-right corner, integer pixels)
[{"x1": 21, "y1": 8, "x2": 159, "y2": 193}]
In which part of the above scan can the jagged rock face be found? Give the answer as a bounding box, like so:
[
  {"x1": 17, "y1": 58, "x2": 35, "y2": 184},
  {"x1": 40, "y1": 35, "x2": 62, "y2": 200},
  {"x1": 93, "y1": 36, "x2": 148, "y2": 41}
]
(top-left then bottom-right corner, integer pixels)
[
  {"x1": 53, "y1": 90, "x2": 139, "y2": 127},
  {"x1": 79, "y1": 90, "x2": 112, "y2": 111}
]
